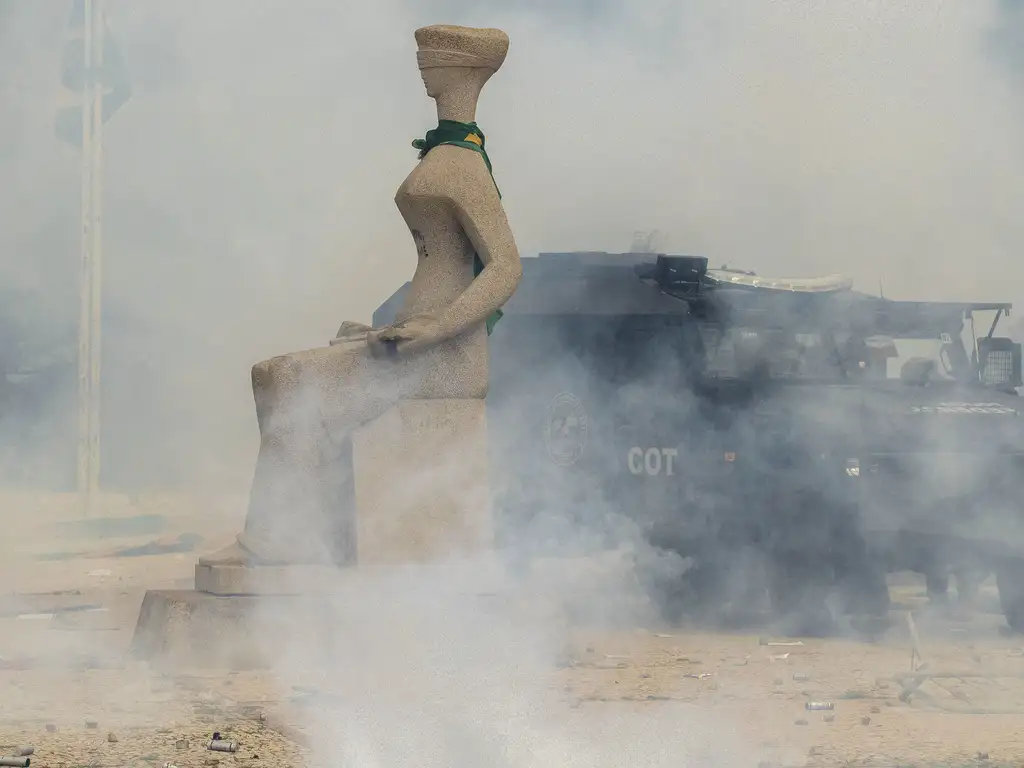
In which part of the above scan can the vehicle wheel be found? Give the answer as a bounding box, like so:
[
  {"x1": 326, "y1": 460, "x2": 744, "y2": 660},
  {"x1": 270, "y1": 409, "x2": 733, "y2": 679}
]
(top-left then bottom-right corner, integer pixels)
[
  {"x1": 953, "y1": 567, "x2": 983, "y2": 607},
  {"x1": 766, "y1": 559, "x2": 836, "y2": 637},
  {"x1": 640, "y1": 554, "x2": 704, "y2": 627},
  {"x1": 996, "y1": 559, "x2": 1024, "y2": 633},
  {"x1": 831, "y1": 534, "x2": 891, "y2": 618},
  {"x1": 838, "y1": 568, "x2": 891, "y2": 619},
  {"x1": 925, "y1": 570, "x2": 950, "y2": 605},
  {"x1": 639, "y1": 541, "x2": 742, "y2": 628}
]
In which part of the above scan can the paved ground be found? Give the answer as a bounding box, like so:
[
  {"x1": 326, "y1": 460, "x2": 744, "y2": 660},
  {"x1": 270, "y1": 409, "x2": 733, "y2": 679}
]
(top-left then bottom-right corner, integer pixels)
[{"x1": 3, "y1": 498, "x2": 1024, "y2": 768}]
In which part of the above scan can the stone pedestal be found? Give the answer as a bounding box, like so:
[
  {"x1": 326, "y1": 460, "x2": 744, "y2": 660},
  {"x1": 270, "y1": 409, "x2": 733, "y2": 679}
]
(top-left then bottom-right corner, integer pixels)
[
  {"x1": 130, "y1": 589, "x2": 278, "y2": 669},
  {"x1": 130, "y1": 560, "x2": 514, "y2": 669},
  {"x1": 351, "y1": 398, "x2": 492, "y2": 564},
  {"x1": 131, "y1": 399, "x2": 495, "y2": 668},
  {"x1": 194, "y1": 563, "x2": 339, "y2": 596}
]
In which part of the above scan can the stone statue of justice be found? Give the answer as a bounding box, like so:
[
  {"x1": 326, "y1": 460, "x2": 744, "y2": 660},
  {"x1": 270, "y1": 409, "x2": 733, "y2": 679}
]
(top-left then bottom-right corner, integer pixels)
[{"x1": 199, "y1": 25, "x2": 522, "y2": 568}]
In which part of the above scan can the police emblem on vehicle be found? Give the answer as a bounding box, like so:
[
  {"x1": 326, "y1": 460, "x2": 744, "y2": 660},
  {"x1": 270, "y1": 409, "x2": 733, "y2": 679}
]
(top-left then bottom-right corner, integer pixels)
[{"x1": 544, "y1": 392, "x2": 588, "y2": 466}]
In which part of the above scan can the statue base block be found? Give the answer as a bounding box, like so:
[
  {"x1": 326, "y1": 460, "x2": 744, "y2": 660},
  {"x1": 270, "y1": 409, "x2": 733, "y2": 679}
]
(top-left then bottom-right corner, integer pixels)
[
  {"x1": 352, "y1": 398, "x2": 492, "y2": 564},
  {"x1": 130, "y1": 589, "x2": 281, "y2": 669},
  {"x1": 194, "y1": 564, "x2": 341, "y2": 596},
  {"x1": 132, "y1": 559, "x2": 516, "y2": 669}
]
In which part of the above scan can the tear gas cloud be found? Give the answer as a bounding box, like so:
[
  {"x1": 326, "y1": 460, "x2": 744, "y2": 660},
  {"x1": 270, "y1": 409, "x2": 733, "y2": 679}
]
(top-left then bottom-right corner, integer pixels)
[
  {"x1": 1, "y1": 0, "x2": 1023, "y2": 486},
  {"x1": 1, "y1": 2, "x2": 1024, "y2": 766}
]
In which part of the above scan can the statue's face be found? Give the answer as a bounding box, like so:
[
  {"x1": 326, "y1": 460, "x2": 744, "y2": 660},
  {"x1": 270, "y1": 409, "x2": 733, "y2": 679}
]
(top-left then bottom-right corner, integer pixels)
[{"x1": 419, "y1": 66, "x2": 449, "y2": 99}]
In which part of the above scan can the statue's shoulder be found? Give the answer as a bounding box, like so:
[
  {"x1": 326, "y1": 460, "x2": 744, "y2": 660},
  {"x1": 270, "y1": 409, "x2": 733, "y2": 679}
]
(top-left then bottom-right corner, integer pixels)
[{"x1": 408, "y1": 146, "x2": 498, "y2": 201}]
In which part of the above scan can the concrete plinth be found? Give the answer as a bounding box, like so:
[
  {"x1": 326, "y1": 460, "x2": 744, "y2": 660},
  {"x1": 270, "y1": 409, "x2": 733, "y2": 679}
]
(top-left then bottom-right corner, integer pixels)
[
  {"x1": 194, "y1": 564, "x2": 341, "y2": 596},
  {"x1": 130, "y1": 590, "x2": 280, "y2": 669},
  {"x1": 130, "y1": 584, "x2": 369, "y2": 669},
  {"x1": 132, "y1": 398, "x2": 497, "y2": 668},
  {"x1": 132, "y1": 558, "x2": 519, "y2": 669},
  {"x1": 352, "y1": 398, "x2": 492, "y2": 564},
  {"x1": 193, "y1": 557, "x2": 510, "y2": 597}
]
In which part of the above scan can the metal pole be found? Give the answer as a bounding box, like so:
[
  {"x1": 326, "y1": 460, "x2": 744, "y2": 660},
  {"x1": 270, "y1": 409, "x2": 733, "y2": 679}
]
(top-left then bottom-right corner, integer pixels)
[
  {"x1": 88, "y1": 0, "x2": 105, "y2": 514},
  {"x1": 75, "y1": 0, "x2": 94, "y2": 516}
]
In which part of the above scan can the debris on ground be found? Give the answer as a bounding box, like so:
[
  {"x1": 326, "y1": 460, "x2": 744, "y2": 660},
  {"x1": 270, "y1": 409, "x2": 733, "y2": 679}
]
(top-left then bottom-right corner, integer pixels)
[
  {"x1": 891, "y1": 668, "x2": 1024, "y2": 713},
  {"x1": 805, "y1": 701, "x2": 835, "y2": 711},
  {"x1": 758, "y1": 638, "x2": 804, "y2": 647},
  {"x1": 208, "y1": 736, "x2": 238, "y2": 753}
]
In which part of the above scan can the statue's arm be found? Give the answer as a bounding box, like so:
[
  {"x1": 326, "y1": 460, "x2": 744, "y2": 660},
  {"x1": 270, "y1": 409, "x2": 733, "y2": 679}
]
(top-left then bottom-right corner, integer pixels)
[{"x1": 437, "y1": 170, "x2": 523, "y2": 340}]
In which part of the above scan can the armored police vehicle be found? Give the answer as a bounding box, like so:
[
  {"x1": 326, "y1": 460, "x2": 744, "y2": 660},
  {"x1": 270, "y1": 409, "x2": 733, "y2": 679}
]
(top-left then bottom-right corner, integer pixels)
[{"x1": 373, "y1": 252, "x2": 1024, "y2": 634}]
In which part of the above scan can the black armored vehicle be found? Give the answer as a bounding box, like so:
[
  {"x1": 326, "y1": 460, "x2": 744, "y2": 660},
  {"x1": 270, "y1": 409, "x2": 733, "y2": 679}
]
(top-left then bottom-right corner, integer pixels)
[{"x1": 373, "y1": 252, "x2": 1024, "y2": 633}]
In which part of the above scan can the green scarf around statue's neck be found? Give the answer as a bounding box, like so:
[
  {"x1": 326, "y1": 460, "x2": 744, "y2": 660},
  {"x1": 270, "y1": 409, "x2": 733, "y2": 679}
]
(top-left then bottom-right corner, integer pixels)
[{"x1": 412, "y1": 119, "x2": 504, "y2": 335}]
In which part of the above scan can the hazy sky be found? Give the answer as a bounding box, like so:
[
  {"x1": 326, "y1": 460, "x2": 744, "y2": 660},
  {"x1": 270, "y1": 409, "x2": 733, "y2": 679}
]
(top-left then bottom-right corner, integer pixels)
[{"x1": 2, "y1": 0, "x2": 1023, "y2": 487}]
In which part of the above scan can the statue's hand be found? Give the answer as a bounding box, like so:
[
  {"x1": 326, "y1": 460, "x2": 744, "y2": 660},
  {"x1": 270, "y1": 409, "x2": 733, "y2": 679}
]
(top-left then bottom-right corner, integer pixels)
[
  {"x1": 329, "y1": 320, "x2": 372, "y2": 346},
  {"x1": 366, "y1": 313, "x2": 446, "y2": 358}
]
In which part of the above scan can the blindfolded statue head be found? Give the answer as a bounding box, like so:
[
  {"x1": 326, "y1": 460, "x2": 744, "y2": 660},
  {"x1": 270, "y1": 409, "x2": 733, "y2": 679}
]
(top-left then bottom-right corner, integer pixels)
[{"x1": 415, "y1": 25, "x2": 509, "y2": 101}]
